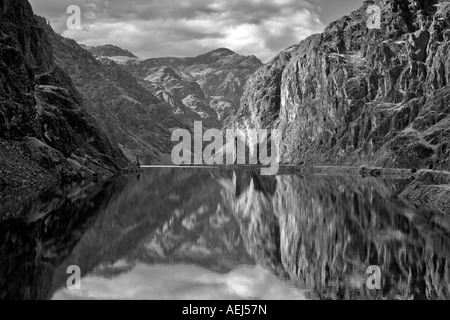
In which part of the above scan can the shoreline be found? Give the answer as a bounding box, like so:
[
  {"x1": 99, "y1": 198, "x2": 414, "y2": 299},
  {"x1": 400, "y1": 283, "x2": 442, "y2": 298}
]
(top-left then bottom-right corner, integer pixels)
[{"x1": 149, "y1": 164, "x2": 415, "y2": 178}]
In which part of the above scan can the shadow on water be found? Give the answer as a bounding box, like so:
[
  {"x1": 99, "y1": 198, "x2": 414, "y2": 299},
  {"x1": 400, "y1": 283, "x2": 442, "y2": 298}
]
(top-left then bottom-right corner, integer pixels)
[
  {"x1": 0, "y1": 168, "x2": 449, "y2": 300},
  {"x1": 0, "y1": 176, "x2": 130, "y2": 300}
]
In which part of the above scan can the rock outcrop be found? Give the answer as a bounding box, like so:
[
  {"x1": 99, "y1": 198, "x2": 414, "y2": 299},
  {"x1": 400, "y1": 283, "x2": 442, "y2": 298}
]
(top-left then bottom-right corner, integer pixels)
[
  {"x1": 0, "y1": 0, "x2": 131, "y2": 195},
  {"x1": 231, "y1": 0, "x2": 450, "y2": 170}
]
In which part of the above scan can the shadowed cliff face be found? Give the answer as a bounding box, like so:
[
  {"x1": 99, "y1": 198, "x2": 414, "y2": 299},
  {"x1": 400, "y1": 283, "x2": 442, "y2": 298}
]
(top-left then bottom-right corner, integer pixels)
[
  {"x1": 231, "y1": 0, "x2": 450, "y2": 170},
  {"x1": 0, "y1": 0, "x2": 131, "y2": 194},
  {"x1": 226, "y1": 173, "x2": 450, "y2": 299}
]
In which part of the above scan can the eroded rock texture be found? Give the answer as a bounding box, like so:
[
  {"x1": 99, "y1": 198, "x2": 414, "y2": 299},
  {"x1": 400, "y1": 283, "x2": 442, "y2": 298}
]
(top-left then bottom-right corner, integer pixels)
[{"x1": 231, "y1": 0, "x2": 450, "y2": 169}]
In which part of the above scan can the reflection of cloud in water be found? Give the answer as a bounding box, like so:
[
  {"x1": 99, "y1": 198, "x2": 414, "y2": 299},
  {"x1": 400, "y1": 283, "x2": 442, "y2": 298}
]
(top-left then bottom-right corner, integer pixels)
[{"x1": 52, "y1": 264, "x2": 307, "y2": 300}]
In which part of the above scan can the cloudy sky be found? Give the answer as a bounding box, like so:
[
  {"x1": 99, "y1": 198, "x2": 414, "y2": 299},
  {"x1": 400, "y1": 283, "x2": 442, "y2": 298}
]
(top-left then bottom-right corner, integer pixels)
[{"x1": 30, "y1": 0, "x2": 363, "y2": 62}]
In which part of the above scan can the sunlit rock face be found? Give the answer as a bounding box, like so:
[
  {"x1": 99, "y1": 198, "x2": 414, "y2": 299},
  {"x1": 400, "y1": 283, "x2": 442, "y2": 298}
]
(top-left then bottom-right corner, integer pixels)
[
  {"x1": 226, "y1": 172, "x2": 450, "y2": 299},
  {"x1": 231, "y1": 0, "x2": 450, "y2": 169},
  {"x1": 0, "y1": 0, "x2": 131, "y2": 193},
  {"x1": 119, "y1": 48, "x2": 263, "y2": 129}
]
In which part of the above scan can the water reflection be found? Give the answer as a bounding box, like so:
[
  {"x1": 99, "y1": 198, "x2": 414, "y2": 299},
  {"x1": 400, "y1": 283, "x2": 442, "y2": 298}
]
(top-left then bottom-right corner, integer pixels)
[
  {"x1": 0, "y1": 168, "x2": 449, "y2": 300},
  {"x1": 53, "y1": 264, "x2": 307, "y2": 300},
  {"x1": 227, "y1": 173, "x2": 450, "y2": 300}
]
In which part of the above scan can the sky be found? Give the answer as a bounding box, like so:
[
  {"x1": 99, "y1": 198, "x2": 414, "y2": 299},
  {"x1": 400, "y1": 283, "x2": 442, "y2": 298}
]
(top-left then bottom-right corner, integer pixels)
[{"x1": 29, "y1": 0, "x2": 363, "y2": 62}]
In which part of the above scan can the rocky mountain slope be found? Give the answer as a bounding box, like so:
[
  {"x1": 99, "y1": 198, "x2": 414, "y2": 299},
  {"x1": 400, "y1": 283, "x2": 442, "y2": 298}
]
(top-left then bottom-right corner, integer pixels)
[
  {"x1": 38, "y1": 23, "x2": 186, "y2": 164},
  {"x1": 0, "y1": 0, "x2": 131, "y2": 195},
  {"x1": 115, "y1": 48, "x2": 263, "y2": 128},
  {"x1": 230, "y1": 0, "x2": 450, "y2": 170}
]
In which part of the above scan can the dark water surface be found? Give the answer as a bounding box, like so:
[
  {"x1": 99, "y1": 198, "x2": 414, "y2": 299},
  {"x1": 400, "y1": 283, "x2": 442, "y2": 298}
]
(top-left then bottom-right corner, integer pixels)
[{"x1": 1, "y1": 168, "x2": 449, "y2": 300}]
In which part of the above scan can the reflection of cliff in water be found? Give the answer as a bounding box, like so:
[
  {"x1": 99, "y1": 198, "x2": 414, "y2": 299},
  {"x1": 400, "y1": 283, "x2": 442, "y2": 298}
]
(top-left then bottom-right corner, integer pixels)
[
  {"x1": 0, "y1": 177, "x2": 129, "y2": 300},
  {"x1": 2, "y1": 168, "x2": 450, "y2": 300},
  {"x1": 226, "y1": 173, "x2": 450, "y2": 300},
  {"x1": 0, "y1": 169, "x2": 251, "y2": 300},
  {"x1": 51, "y1": 168, "x2": 251, "y2": 283}
]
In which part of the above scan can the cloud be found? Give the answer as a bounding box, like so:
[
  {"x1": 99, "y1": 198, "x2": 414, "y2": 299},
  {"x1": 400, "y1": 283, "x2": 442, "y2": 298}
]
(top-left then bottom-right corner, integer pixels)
[{"x1": 29, "y1": 0, "x2": 327, "y2": 62}]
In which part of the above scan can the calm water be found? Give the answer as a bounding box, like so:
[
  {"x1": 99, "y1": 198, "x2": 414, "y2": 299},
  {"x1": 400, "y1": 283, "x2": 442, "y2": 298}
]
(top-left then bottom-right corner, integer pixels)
[{"x1": 1, "y1": 168, "x2": 449, "y2": 300}]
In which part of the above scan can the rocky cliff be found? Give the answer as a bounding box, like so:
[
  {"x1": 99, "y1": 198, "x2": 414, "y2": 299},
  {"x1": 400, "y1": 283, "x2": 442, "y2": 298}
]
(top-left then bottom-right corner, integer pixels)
[
  {"x1": 231, "y1": 0, "x2": 450, "y2": 170},
  {"x1": 0, "y1": 0, "x2": 131, "y2": 196},
  {"x1": 118, "y1": 48, "x2": 263, "y2": 128}
]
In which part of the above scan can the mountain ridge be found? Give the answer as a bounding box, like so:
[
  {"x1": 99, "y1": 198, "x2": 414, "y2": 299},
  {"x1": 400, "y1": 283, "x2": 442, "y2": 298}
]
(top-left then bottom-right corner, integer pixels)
[
  {"x1": 116, "y1": 47, "x2": 263, "y2": 127},
  {"x1": 84, "y1": 44, "x2": 137, "y2": 58},
  {"x1": 57, "y1": 41, "x2": 262, "y2": 160}
]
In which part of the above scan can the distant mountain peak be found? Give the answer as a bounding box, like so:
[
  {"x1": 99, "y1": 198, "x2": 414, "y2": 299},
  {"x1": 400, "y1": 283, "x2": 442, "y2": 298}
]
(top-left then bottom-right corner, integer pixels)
[
  {"x1": 209, "y1": 48, "x2": 236, "y2": 55},
  {"x1": 156, "y1": 66, "x2": 181, "y2": 80},
  {"x1": 86, "y1": 44, "x2": 137, "y2": 58}
]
